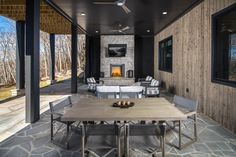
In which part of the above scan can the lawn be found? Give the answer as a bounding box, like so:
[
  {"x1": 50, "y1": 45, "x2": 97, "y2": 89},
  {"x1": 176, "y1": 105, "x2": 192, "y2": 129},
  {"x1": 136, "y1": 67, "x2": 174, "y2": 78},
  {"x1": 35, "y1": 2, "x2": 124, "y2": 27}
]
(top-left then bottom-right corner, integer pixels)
[{"x1": 0, "y1": 85, "x2": 15, "y2": 101}]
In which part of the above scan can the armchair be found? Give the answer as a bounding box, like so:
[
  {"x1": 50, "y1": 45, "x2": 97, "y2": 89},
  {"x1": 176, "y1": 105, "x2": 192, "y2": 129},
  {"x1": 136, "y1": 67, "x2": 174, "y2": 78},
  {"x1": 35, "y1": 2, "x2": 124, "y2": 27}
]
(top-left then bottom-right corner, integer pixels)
[
  {"x1": 87, "y1": 77, "x2": 104, "y2": 92},
  {"x1": 145, "y1": 79, "x2": 160, "y2": 97},
  {"x1": 138, "y1": 76, "x2": 153, "y2": 87}
]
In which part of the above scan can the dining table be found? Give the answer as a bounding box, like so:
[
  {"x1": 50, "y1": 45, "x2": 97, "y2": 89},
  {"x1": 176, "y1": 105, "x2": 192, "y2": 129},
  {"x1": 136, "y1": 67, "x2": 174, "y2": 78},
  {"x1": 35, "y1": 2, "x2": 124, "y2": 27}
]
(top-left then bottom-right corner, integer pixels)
[{"x1": 62, "y1": 97, "x2": 187, "y2": 157}]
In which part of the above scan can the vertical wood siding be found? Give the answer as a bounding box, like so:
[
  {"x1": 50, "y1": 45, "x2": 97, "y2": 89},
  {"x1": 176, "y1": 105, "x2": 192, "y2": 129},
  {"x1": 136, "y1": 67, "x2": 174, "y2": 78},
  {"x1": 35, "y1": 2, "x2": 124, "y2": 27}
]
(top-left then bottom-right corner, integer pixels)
[{"x1": 154, "y1": 0, "x2": 236, "y2": 133}]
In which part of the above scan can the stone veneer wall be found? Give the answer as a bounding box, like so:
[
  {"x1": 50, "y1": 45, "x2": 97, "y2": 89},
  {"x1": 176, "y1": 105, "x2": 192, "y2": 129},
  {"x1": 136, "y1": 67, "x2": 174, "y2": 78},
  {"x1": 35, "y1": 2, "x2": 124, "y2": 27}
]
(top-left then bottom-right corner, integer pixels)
[{"x1": 100, "y1": 35, "x2": 134, "y2": 78}]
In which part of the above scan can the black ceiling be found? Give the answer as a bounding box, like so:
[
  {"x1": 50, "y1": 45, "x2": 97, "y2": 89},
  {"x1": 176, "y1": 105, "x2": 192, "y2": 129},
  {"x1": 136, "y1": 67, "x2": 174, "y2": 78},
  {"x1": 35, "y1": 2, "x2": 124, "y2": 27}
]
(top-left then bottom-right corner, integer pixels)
[{"x1": 48, "y1": 0, "x2": 201, "y2": 36}]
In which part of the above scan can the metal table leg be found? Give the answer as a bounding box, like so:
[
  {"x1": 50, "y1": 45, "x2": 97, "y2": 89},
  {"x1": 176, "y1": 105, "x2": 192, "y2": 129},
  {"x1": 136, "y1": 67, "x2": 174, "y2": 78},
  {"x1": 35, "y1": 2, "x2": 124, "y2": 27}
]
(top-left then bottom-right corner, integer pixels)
[
  {"x1": 81, "y1": 124, "x2": 85, "y2": 157},
  {"x1": 117, "y1": 124, "x2": 121, "y2": 157},
  {"x1": 125, "y1": 124, "x2": 130, "y2": 157},
  {"x1": 159, "y1": 121, "x2": 166, "y2": 157}
]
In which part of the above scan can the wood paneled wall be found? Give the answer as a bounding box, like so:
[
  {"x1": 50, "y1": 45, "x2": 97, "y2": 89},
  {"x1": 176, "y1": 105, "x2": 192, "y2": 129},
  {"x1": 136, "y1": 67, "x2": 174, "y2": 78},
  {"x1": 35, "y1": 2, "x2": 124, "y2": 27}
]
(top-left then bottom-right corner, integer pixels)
[{"x1": 154, "y1": 0, "x2": 236, "y2": 133}]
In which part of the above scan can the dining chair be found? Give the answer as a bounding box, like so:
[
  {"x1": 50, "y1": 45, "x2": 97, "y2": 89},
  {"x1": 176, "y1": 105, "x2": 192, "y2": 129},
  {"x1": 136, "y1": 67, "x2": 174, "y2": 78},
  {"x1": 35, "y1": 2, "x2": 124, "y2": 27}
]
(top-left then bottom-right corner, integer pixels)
[
  {"x1": 124, "y1": 123, "x2": 166, "y2": 157},
  {"x1": 81, "y1": 123, "x2": 122, "y2": 157},
  {"x1": 169, "y1": 95, "x2": 198, "y2": 149},
  {"x1": 49, "y1": 96, "x2": 76, "y2": 149}
]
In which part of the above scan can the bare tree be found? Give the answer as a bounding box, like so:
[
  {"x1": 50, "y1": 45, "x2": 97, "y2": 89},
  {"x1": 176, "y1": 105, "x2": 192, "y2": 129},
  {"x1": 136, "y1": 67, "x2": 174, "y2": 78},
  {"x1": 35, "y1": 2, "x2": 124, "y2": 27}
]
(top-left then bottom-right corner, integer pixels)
[
  {"x1": 0, "y1": 17, "x2": 86, "y2": 86},
  {"x1": 0, "y1": 24, "x2": 16, "y2": 85}
]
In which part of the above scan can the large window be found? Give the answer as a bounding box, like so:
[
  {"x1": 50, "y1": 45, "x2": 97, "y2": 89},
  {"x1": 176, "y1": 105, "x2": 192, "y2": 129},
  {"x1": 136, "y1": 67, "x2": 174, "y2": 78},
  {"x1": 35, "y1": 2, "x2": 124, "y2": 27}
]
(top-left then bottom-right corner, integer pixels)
[
  {"x1": 212, "y1": 4, "x2": 236, "y2": 87},
  {"x1": 159, "y1": 36, "x2": 173, "y2": 72}
]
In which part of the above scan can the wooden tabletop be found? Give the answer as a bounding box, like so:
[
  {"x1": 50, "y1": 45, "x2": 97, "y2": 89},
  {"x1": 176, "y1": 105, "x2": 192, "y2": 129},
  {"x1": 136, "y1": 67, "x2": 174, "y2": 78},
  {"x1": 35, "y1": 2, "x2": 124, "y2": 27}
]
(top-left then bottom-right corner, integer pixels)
[{"x1": 62, "y1": 98, "x2": 187, "y2": 121}]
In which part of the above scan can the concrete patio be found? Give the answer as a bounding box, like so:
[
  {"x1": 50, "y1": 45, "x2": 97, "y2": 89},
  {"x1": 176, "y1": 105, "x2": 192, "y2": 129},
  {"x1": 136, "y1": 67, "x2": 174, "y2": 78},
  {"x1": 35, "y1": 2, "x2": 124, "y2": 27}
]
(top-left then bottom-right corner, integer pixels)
[{"x1": 0, "y1": 80, "x2": 236, "y2": 157}]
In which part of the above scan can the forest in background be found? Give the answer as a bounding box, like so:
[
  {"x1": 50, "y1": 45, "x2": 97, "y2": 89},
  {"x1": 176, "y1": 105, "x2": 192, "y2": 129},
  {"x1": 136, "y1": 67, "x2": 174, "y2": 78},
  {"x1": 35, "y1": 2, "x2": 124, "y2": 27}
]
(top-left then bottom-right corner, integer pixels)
[{"x1": 0, "y1": 17, "x2": 86, "y2": 86}]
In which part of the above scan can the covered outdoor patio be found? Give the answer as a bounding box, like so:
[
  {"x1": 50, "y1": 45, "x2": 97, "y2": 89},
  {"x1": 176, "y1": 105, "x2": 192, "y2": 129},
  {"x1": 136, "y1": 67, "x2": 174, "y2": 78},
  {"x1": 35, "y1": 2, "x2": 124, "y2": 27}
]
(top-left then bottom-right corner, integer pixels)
[{"x1": 0, "y1": 0, "x2": 236, "y2": 157}]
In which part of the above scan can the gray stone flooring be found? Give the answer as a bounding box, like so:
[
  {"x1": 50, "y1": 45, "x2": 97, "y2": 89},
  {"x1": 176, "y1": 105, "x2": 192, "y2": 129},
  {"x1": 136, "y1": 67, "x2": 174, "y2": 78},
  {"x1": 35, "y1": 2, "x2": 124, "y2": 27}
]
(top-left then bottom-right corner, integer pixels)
[{"x1": 0, "y1": 80, "x2": 236, "y2": 157}]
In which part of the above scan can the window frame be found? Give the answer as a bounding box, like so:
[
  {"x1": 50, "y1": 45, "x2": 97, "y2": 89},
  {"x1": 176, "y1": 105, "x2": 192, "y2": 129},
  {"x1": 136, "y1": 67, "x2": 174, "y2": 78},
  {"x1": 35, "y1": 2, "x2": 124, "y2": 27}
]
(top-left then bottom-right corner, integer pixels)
[
  {"x1": 212, "y1": 3, "x2": 236, "y2": 88},
  {"x1": 158, "y1": 36, "x2": 173, "y2": 73}
]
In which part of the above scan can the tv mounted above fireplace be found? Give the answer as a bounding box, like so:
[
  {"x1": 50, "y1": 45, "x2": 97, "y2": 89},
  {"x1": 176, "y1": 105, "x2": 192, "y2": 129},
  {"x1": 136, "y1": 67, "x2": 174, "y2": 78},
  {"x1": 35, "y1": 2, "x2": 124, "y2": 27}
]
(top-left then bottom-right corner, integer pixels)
[{"x1": 106, "y1": 44, "x2": 127, "y2": 57}]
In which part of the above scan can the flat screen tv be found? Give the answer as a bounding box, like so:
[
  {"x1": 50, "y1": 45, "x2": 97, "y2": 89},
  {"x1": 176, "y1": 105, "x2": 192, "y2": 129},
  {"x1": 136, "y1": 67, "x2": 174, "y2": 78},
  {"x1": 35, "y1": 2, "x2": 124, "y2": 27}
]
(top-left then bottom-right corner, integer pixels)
[{"x1": 107, "y1": 44, "x2": 127, "y2": 57}]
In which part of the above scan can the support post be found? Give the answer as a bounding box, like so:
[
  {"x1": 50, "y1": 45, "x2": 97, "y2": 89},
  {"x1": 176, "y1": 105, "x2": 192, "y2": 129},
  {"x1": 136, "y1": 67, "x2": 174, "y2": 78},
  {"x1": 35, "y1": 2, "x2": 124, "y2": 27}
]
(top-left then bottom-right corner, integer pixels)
[
  {"x1": 16, "y1": 21, "x2": 25, "y2": 89},
  {"x1": 25, "y1": 0, "x2": 40, "y2": 123},
  {"x1": 71, "y1": 24, "x2": 78, "y2": 93},
  {"x1": 49, "y1": 34, "x2": 56, "y2": 85},
  {"x1": 11, "y1": 21, "x2": 25, "y2": 96},
  {"x1": 85, "y1": 35, "x2": 90, "y2": 80}
]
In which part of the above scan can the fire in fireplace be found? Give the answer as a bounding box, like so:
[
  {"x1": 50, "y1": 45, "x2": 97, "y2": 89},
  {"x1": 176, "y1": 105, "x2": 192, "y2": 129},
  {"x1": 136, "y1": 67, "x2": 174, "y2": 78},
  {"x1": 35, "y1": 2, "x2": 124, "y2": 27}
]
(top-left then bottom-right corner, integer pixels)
[
  {"x1": 110, "y1": 64, "x2": 125, "y2": 77},
  {"x1": 111, "y1": 67, "x2": 121, "y2": 77}
]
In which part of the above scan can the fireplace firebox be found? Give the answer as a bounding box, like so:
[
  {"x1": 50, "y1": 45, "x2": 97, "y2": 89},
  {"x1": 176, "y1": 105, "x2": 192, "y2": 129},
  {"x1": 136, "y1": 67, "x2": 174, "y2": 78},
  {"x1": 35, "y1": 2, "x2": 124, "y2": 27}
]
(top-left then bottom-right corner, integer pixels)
[{"x1": 110, "y1": 64, "x2": 125, "y2": 77}]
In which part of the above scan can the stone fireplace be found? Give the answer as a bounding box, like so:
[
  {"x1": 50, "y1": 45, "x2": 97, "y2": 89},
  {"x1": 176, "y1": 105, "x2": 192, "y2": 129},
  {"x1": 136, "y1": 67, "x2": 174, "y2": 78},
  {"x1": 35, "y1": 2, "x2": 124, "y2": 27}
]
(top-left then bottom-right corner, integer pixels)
[
  {"x1": 100, "y1": 35, "x2": 135, "y2": 85},
  {"x1": 110, "y1": 64, "x2": 125, "y2": 77}
]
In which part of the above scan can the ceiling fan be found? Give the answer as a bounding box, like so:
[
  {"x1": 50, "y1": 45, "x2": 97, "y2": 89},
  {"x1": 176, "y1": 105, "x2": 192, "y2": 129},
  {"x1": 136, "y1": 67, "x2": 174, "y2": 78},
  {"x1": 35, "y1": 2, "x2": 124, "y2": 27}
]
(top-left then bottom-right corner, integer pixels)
[
  {"x1": 221, "y1": 25, "x2": 233, "y2": 33},
  {"x1": 110, "y1": 26, "x2": 130, "y2": 34},
  {"x1": 93, "y1": 0, "x2": 131, "y2": 14}
]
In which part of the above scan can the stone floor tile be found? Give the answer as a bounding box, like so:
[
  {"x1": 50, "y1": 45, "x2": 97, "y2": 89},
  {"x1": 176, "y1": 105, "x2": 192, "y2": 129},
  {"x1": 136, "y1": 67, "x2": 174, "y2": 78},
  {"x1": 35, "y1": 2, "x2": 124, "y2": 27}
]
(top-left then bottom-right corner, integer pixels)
[
  {"x1": 32, "y1": 134, "x2": 51, "y2": 148},
  {"x1": 198, "y1": 129, "x2": 224, "y2": 142},
  {"x1": 0, "y1": 136, "x2": 33, "y2": 148},
  {"x1": 32, "y1": 146, "x2": 52, "y2": 154},
  {"x1": 60, "y1": 151, "x2": 72, "y2": 157},
  {"x1": 205, "y1": 142, "x2": 221, "y2": 151},
  {"x1": 193, "y1": 143, "x2": 211, "y2": 153},
  {"x1": 20, "y1": 142, "x2": 32, "y2": 152},
  {"x1": 208, "y1": 126, "x2": 236, "y2": 139},
  {"x1": 0, "y1": 148, "x2": 9, "y2": 157},
  {"x1": 43, "y1": 150, "x2": 60, "y2": 157},
  {"x1": 31, "y1": 155, "x2": 42, "y2": 157},
  {"x1": 71, "y1": 152, "x2": 81, "y2": 157},
  {"x1": 4, "y1": 147, "x2": 29, "y2": 157},
  {"x1": 215, "y1": 142, "x2": 232, "y2": 151},
  {"x1": 26, "y1": 123, "x2": 50, "y2": 136},
  {"x1": 211, "y1": 151, "x2": 224, "y2": 157},
  {"x1": 229, "y1": 143, "x2": 236, "y2": 152},
  {"x1": 198, "y1": 114, "x2": 219, "y2": 126},
  {"x1": 221, "y1": 150, "x2": 236, "y2": 157}
]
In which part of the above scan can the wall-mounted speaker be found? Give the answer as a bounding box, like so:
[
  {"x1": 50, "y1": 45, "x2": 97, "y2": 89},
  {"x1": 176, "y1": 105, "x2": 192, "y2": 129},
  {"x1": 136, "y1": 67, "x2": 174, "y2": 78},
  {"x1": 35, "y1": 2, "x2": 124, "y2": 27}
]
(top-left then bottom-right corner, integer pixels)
[{"x1": 127, "y1": 70, "x2": 134, "y2": 78}]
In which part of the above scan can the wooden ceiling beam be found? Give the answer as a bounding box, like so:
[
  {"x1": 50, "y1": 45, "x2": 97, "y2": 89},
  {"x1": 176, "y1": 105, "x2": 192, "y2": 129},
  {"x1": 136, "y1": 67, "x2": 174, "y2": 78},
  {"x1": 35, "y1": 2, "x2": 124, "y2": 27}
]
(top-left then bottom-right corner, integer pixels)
[
  {"x1": 0, "y1": 0, "x2": 46, "y2": 6},
  {"x1": 0, "y1": 0, "x2": 83, "y2": 34}
]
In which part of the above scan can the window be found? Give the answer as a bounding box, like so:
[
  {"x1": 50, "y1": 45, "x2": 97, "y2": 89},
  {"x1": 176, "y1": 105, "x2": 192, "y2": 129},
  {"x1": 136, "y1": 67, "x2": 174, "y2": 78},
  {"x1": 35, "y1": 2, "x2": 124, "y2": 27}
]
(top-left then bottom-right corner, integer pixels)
[
  {"x1": 159, "y1": 36, "x2": 173, "y2": 72},
  {"x1": 212, "y1": 4, "x2": 236, "y2": 87}
]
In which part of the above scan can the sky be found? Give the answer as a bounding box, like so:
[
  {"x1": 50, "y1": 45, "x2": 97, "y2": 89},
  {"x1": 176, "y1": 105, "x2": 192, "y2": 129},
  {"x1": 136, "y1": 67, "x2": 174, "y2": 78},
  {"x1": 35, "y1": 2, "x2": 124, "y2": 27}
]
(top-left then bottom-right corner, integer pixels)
[{"x1": 0, "y1": 16, "x2": 15, "y2": 32}]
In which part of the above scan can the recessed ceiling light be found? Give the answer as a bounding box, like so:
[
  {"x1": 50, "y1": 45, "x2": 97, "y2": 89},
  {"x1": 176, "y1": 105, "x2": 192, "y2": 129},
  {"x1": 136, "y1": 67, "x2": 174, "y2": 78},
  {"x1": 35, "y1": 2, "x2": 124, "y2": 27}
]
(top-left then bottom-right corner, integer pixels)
[
  {"x1": 80, "y1": 13, "x2": 86, "y2": 16},
  {"x1": 95, "y1": 30, "x2": 99, "y2": 33},
  {"x1": 147, "y1": 30, "x2": 150, "y2": 33},
  {"x1": 162, "y1": 11, "x2": 168, "y2": 15},
  {"x1": 117, "y1": 2, "x2": 124, "y2": 6}
]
